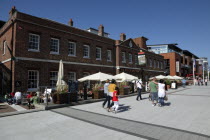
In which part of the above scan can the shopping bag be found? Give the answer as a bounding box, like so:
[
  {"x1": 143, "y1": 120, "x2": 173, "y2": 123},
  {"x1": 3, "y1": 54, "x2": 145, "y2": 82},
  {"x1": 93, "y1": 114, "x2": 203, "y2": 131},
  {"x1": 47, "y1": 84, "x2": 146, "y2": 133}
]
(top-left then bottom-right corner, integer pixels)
[{"x1": 164, "y1": 95, "x2": 168, "y2": 101}]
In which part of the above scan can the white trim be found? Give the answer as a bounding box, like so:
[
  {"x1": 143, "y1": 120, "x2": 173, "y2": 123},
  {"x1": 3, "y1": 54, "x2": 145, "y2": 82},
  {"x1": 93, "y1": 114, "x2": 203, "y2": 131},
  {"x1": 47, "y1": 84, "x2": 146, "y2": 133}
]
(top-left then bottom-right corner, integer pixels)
[
  {"x1": 68, "y1": 72, "x2": 76, "y2": 82},
  {"x1": 68, "y1": 41, "x2": 76, "y2": 56},
  {"x1": 122, "y1": 52, "x2": 126, "y2": 63},
  {"x1": 83, "y1": 45, "x2": 90, "y2": 58},
  {"x1": 128, "y1": 53, "x2": 132, "y2": 64},
  {"x1": 96, "y1": 47, "x2": 101, "y2": 60},
  {"x1": 107, "y1": 50, "x2": 112, "y2": 62},
  {"x1": 50, "y1": 38, "x2": 60, "y2": 54},
  {"x1": 28, "y1": 33, "x2": 40, "y2": 51},
  {"x1": 16, "y1": 57, "x2": 114, "y2": 68},
  {"x1": 28, "y1": 70, "x2": 39, "y2": 90},
  {"x1": 3, "y1": 41, "x2": 6, "y2": 55},
  {"x1": 1, "y1": 58, "x2": 11, "y2": 63}
]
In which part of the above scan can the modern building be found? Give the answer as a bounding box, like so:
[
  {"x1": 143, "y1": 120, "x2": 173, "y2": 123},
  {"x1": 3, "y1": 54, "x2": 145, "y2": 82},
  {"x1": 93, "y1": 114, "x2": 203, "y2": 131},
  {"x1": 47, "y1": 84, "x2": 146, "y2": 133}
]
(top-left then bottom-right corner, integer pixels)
[
  {"x1": 147, "y1": 44, "x2": 199, "y2": 77},
  {"x1": 0, "y1": 7, "x2": 165, "y2": 93}
]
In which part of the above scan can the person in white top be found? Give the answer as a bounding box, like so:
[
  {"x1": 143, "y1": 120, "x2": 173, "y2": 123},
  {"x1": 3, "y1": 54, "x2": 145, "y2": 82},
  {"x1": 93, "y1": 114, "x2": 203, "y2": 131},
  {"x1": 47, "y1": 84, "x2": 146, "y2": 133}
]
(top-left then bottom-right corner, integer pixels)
[
  {"x1": 158, "y1": 79, "x2": 166, "y2": 107},
  {"x1": 14, "y1": 91, "x2": 22, "y2": 104},
  {"x1": 102, "y1": 79, "x2": 110, "y2": 108},
  {"x1": 136, "y1": 79, "x2": 143, "y2": 101}
]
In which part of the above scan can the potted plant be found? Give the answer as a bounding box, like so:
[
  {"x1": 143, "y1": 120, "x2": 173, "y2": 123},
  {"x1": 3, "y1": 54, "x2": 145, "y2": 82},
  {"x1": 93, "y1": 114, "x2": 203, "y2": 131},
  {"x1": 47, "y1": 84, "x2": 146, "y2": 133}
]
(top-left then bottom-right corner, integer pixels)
[
  {"x1": 119, "y1": 81, "x2": 130, "y2": 95},
  {"x1": 52, "y1": 84, "x2": 72, "y2": 104},
  {"x1": 165, "y1": 79, "x2": 171, "y2": 90},
  {"x1": 92, "y1": 83, "x2": 104, "y2": 99}
]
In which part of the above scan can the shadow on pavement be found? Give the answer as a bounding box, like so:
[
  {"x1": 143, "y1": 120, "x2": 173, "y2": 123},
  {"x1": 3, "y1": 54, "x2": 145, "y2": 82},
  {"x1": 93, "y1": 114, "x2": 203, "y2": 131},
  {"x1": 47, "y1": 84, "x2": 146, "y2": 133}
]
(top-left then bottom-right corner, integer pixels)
[
  {"x1": 164, "y1": 102, "x2": 171, "y2": 106},
  {"x1": 118, "y1": 104, "x2": 131, "y2": 113}
]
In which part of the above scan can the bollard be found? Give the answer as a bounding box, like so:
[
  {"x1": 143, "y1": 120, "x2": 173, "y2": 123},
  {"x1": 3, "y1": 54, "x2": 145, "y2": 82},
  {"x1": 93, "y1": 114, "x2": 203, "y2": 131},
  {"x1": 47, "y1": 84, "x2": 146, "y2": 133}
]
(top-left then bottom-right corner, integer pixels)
[
  {"x1": 84, "y1": 84, "x2": 87, "y2": 100},
  {"x1": 46, "y1": 94, "x2": 48, "y2": 106}
]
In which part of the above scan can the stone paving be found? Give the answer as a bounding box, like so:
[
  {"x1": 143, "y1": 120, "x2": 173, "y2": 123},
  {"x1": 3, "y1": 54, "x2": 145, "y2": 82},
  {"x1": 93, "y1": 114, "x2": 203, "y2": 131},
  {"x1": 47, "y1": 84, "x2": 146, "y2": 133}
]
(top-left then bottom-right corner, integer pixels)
[
  {"x1": 70, "y1": 86, "x2": 210, "y2": 137},
  {"x1": 0, "y1": 85, "x2": 210, "y2": 140}
]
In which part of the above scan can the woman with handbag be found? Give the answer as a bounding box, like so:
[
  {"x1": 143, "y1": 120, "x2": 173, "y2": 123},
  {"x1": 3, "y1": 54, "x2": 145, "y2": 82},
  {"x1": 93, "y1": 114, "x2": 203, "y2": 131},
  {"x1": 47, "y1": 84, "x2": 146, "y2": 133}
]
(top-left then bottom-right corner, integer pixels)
[{"x1": 158, "y1": 79, "x2": 166, "y2": 107}]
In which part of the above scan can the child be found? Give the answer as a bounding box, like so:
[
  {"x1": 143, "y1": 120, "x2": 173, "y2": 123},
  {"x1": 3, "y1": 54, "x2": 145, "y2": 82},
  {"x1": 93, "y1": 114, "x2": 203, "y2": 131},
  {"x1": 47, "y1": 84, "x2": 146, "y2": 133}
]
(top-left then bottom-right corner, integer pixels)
[{"x1": 111, "y1": 87, "x2": 119, "y2": 114}]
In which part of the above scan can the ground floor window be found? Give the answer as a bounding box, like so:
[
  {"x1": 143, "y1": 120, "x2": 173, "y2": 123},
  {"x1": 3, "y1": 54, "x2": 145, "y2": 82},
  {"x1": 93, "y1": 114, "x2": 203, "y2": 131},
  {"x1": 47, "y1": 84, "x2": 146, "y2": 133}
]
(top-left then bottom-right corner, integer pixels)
[
  {"x1": 83, "y1": 72, "x2": 90, "y2": 88},
  {"x1": 28, "y1": 70, "x2": 39, "y2": 89},
  {"x1": 50, "y1": 71, "x2": 58, "y2": 88},
  {"x1": 68, "y1": 72, "x2": 76, "y2": 83}
]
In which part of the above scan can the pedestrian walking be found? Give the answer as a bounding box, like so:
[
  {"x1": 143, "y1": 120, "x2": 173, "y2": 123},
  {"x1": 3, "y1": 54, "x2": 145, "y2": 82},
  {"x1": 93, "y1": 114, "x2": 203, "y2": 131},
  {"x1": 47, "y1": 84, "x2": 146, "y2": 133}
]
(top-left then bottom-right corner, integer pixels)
[
  {"x1": 136, "y1": 79, "x2": 143, "y2": 101},
  {"x1": 158, "y1": 79, "x2": 166, "y2": 107},
  {"x1": 181, "y1": 78, "x2": 186, "y2": 88},
  {"x1": 148, "y1": 77, "x2": 158, "y2": 106},
  {"x1": 111, "y1": 87, "x2": 119, "y2": 114},
  {"x1": 205, "y1": 78, "x2": 208, "y2": 86},
  {"x1": 107, "y1": 79, "x2": 116, "y2": 112},
  {"x1": 102, "y1": 79, "x2": 110, "y2": 108}
]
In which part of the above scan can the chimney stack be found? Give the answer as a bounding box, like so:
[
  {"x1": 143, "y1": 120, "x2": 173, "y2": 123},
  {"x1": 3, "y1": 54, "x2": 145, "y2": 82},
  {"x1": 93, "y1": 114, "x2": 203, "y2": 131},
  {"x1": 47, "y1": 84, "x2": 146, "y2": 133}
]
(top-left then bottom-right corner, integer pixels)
[
  {"x1": 68, "y1": 19, "x2": 73, "y2": 27},
  {"x1": 98, "y1": 24, "x2": 104, "y2": 36},
  {"x1": 9, "y1": 6, "x2": 17, "y2": 17},
  {"x1": 120, "y1": 33, "x2": 126, "y2": 41}
]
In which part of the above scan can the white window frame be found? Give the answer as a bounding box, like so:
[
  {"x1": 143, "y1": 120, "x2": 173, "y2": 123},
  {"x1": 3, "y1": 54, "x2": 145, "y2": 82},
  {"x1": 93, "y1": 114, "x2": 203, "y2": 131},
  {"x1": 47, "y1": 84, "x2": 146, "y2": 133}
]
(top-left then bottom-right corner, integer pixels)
[
  {"x1": 128, "y1": 53, "x2": 132, "y2": 64},
  {"x1": 3, "y1": 41, "x2": 6, "y2": 55},
  {"x1": 68, "y1": 72, "x2": 76, "y2": 83},
  {"x1": 50, "y1": 38, "x2": 59, "y2": 54},
  {"x1": 50, "y1": 71, "x2": 58, "y2": 88},
  {"x1": 150, "y1": 59, "x2": 152, "y2": 67},
  {"x1": 68, "y1": 42, "x2": 76, "y2": 56},
  {"x1": 83, "y1": 45, "x2": 90, "y2": 58},
  {"x1": 96, "y1": 47, "x2": 101, "y2": 60},
  {"x1": 83, "y1": 72, "x2": 90, "y2": 88},
  {"x1": 122, "y1": 52, "x2": 126, "y2": 63},
  {"x1": 28, "y1": 70, "x2": 39, "y2": 91},
  {"x1": 28, "y1": 33, "x2": 40, "y2": 52},
  {"x1": 107, "y1": 50, "x2": 112, "y2": 62},
  {"x1": 135, "y1": 55, "x2": 138, "y2": 65}
]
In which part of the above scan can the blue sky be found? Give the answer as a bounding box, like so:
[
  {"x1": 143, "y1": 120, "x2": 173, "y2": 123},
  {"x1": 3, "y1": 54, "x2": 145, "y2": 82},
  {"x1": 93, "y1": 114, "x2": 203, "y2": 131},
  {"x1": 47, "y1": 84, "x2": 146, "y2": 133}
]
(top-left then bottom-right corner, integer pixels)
[{"x1": 1, "y1": 0, "x2": 210, "y2": 64}]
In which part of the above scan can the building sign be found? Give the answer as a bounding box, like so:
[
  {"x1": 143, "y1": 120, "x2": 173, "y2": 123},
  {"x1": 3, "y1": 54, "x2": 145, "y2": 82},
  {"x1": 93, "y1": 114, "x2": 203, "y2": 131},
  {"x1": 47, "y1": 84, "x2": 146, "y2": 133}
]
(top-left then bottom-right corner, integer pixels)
[
  {"x1": 176, "y1": 61, "x2": 179, "y2": 72},
  {"x1": 138, "y1": 55, "x2": 146, "y2": 65}
]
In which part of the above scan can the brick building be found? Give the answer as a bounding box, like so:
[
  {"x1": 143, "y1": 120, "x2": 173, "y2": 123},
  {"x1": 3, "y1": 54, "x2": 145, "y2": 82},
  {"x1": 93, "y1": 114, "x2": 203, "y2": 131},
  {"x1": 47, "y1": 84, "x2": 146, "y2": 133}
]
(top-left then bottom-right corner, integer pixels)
[
  {"x1": 0, "y1": 7, "x2": 164, "y2": 93},
  {"x1": 147, "y1": 44, "x2": 199, "y2": 77}
]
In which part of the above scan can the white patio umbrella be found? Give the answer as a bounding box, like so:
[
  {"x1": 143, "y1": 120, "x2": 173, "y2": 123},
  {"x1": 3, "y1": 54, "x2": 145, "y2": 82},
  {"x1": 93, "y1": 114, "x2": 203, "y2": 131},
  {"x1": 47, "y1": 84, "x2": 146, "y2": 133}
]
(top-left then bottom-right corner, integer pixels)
[
  {"x1": 155, "y1": 75, "x2": 166, "y2": 79},
  {"x1": 114, "y1": 72, "x2": 138, "y2": 82},
  {"x1": 165, "y1": 75, "x2": 174, "y2": 79},
  {"x1": 56, "y1": 60, "x2": 68, "y2": 92},
  {"x1": 78, "y1": 72, "x2": 115, "y2": 82},
  {"x1": 172, "y1": 75, "x2": 183, "y2": 80}
]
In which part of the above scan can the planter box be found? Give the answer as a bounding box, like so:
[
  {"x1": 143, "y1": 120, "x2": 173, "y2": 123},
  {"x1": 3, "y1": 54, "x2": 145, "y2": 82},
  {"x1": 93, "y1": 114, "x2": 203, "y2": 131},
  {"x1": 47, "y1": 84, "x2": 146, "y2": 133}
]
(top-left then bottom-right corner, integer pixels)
[
  {"x1": 119, "y1": 88, "x2": 130, "y2": 95},
  {"x1": 53, "y1": 92, "x2": 77, "y2": 104},
  {"x1": 93, "y1": 90, "x2": 104, "y2": 99}
]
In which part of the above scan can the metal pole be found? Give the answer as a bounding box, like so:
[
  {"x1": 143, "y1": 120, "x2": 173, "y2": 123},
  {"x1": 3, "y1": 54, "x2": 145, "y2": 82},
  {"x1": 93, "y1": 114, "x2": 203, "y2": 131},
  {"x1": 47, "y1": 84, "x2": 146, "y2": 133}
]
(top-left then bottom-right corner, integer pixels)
[
  {"x1": 208, "y1": 67, "x2": 209, "y2": 81},
  {"x1": 193, "y1": 57, "x2": 195, "y2": 86},
  {"x1": 203, "y1": 63, "x2": 205, "y2": 84}
]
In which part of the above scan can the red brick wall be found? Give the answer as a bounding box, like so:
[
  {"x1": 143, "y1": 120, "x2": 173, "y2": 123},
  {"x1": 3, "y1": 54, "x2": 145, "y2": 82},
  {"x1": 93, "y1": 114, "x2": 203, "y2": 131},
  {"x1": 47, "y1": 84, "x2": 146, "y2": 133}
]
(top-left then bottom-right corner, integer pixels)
[{"x1": 160, "y1": 52, "x2": 181, "y2": 76}]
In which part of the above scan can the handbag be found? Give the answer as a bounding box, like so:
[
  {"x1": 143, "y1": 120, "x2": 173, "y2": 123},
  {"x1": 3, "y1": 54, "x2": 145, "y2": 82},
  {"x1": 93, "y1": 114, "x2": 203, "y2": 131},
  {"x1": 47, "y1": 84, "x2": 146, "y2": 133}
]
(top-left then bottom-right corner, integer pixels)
[{"x1": 164, "y1": 95, "x2": 168, "y2": 101}]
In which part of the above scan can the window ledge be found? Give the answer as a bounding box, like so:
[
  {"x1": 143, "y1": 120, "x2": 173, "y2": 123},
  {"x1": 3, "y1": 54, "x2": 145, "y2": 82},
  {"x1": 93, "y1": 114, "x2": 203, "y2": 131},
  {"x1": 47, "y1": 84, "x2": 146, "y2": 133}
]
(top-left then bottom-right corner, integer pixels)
[
  {"x1": 83, "y1": 57, "x2": 90, "y2": 59},
  {"x1": 50, "y1": 52, "x2": 59, "y2": 55},
  {"x1": 28, "y1": 49, "x2": 40, "y2": 52},
  {"x1": 68, "y1": 55, "x2": 77, "y2": 57},
  {"x1": 96, "y1": 58, "x2": 101, "y2": 61}
]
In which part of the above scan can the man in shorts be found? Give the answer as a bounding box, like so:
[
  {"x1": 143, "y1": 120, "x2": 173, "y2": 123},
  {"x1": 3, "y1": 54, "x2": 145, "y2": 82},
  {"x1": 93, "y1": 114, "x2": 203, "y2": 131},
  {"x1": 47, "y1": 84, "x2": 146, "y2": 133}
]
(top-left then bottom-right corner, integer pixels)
[{"x1": 149, "y1": 77, "x2": 158, "y2": 106}]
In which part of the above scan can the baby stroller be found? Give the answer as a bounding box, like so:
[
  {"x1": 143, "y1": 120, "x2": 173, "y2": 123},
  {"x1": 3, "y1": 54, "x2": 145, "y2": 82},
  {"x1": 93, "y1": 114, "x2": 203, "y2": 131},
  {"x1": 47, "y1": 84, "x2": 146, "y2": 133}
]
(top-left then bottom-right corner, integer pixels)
[{"x1": 7, "y1": 95, "x2": 13, "y2": 105}]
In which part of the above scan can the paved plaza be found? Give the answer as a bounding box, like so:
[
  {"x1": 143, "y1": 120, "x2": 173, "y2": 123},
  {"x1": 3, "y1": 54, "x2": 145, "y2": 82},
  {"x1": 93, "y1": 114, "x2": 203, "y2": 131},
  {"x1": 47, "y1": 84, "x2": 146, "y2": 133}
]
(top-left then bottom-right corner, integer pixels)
[{"x1": 0, "y1": 85, "x2": 210, "y2": 140}]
